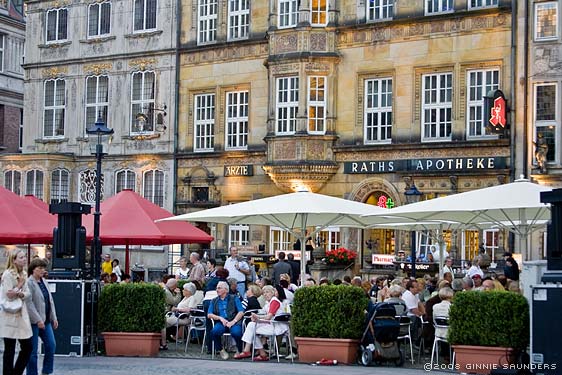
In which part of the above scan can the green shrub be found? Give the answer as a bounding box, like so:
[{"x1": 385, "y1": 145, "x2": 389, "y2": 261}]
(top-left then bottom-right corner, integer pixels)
[
  {"x1": 292, "y1": 285, "x2": 369, "y2": 339},
  {"x1": 448, "y1": 291, "x2": 529, "y2": 349},
  {"x1": 98, "y1": 283, "x2": 166, "y2": 333}
]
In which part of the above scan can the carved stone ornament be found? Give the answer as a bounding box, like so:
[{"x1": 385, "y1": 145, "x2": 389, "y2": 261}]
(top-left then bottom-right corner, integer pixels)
[
  {"x1": 262, "y1": 163, "x2": 339, "y2": 193},
  {"x1": 52, "y1": 0, "x2": 70, "y2": 8},
  {"x1": 84, "y1": 63, "x2": 112, "y2": 76},
  {"x1": 42, "y1": 67, "x2": 68, "y2": 78},
  {"x1": 129, "y1": 58, "x2": 157, "y2": 71},
  {"x1": 275, "y1": 34, "x2": 298, "y2": 54}
]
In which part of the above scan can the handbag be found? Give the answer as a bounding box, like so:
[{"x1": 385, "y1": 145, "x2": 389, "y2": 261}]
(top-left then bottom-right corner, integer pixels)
[{"x1": 1, "y1": 298, "x2": 23, "y2": 314}]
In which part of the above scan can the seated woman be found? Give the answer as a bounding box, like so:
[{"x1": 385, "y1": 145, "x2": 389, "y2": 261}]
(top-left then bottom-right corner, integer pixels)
[
  {"x1": 243, "y1": 284, "x2": 262, "y2": 312},
  {"x1": 160, "y1": 282, "x2": 203, "y2": 350},
  {"x1": 234, "y1": 285, "x2": 289, "y2": 361}
]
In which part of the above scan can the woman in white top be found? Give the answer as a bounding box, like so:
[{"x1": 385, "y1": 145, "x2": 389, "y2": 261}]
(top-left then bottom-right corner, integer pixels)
[
  {"x1": 175, "y1": 257, "x2": 189, "y2": 280},
  {"x1": 111, "y1": 259, "x2": 122, "y2": 283}
]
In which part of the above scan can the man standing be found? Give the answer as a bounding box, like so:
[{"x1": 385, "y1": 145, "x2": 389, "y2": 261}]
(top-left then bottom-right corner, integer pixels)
[
  {"x1": 443, "y1": 257, "x2": 454, "y2": 275},
  {"x1": 286, "y1": 253, "x2": 300, "y2": 285},
  {"x1": 503, "y1": 252, "x2": 520, "y2": 281},
  {"x1": 207, "y1": 281, "x2": 244, "y2": 360},
  {"x1": 101, "y1": 254, "x2": 113, "y2": 275},
  {"x1": 272, "y1": 252, "x2": 292, "y2": 286},
  {"x1": 224, "y1": 246, "x2": 250, "y2": 295},
  {"x1": 188, "y1": 252, "x2": 205, "y2": 284}
]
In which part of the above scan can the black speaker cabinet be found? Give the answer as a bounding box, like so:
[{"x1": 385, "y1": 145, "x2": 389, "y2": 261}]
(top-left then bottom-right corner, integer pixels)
[{"x1": 531, "y1": 284, "x2": 562, "y2": 374}]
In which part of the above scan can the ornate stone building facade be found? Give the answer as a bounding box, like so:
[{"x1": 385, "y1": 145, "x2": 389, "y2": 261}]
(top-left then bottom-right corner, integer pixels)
[
  {"x1": 177, "y1": 0, "x2": 516, "y2": 268},
  {"x1": 0, "y1": 0, "x2": 177, "y2": 276}
]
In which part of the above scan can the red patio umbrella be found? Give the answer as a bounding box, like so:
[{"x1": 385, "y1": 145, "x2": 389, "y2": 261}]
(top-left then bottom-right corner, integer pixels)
[
  {"x1": 83, "y1": 190, "x2": 212, "y2": 273},
  {"x1": 0, "y1": 187, "x2": 56, "y2": 244},
  {"x1": 24, "y1": 194, "x2": 50, "y2": 211}
]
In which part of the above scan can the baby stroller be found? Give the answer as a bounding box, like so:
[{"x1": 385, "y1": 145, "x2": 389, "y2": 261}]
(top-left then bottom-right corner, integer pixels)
[{"x1": 358, "y1": 302, "x2": 404, "y2": 366}]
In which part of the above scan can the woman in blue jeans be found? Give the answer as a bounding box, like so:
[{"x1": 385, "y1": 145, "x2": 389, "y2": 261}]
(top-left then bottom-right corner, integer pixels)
[{"x1": 26, "y1": 258, "x2": 58, "y2": 375}]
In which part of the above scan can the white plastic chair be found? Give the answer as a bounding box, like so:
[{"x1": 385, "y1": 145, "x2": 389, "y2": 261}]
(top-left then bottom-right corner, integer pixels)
[
  {"x1": 184, "y1": 309, "x2": 207, "y2": 356},
  {"x1": 252, "y1": 313, "x2": 293, "y2": 363},
  {"x1": 396, "y1": 315, "x2": 414, "y2": 364},
  {"x1": 430, "y1": 316, "x2": 452, "y2": 367}
]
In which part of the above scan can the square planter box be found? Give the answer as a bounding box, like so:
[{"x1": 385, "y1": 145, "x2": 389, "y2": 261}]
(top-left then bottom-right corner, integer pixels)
[
  {"x1": 453, "y1": 345, "x2": 515, "y2": 374},
  {"x1": 103, "y1": 332, "x2": 161, "y2": 357},
  {"x1": 295, "y1": 337, "x2": 359, "y2": 364}
]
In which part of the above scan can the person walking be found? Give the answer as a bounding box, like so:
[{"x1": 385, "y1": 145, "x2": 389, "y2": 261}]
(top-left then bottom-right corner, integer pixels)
[
  {"x1": 0, "y1": 249, "x2": 33, "y2": 375},
  {"x1": 26, "y1": 258, "x2": 58, "y2": 375}
]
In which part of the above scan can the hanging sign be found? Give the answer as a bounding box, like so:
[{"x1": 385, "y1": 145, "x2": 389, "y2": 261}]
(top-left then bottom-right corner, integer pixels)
[{"x1": 484, "y1": 89, "x2": 508, "y2": 134}]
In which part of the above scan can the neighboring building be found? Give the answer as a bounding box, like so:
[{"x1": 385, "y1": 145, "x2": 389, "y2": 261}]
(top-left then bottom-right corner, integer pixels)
[
  {"x1": 0, "y1": 0, "x2": 178, "y2": 278},
  {"x1": 176, "y1": 0, "x2": 516, "y2": 270}
]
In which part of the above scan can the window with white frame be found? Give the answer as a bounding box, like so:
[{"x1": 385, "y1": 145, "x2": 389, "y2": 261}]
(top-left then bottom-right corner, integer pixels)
[
  {"x1": 422, "y1": 72, "x2": 452, "y2": 141},
  {"x1": 276, "y1": 76, "x2": 299, "y2": 135},
  {"x1": 225, "y1": 91, "x2": 248, "y2": 150},
  {"x1": 534, "y1": 83, "x2": 557, "y2": 163},
  {"x1": 131, "y1": 71, "x2": 155, "y2": 134},
  {"x1": 134, "y1": 0, "x2": 157, "y2": 32},
  {"x1": 85, "y1": 75, "x2": 109, "y2": 131},
  {"x1": 26, "y1": 170, "x2": 44, "y2": 200},
  {"x1": 228, "y1": 0, "x2": 249, "y2": 41},
  {"x1": 198, "y1": 0, "x2": 218, "y2": 45},
  {"x1": 367, "y1": 0, "x2": 394, "y2": 21},
  {"x1": 115, "y1": 169, "x2": 136, "y2": 193},
  {"x1": 19, "y1": 108, "x2": 23, "y2": 150},
  {"x1": 46, "y1": 8, "x2": 68, "y2": 42},
  {"x1": 310, "y1": 0, "x2": 327, "y2": 26},
  {"x1": 143, "y1": 169, "x2": 164, "y2": 207},
  {"x1": 535, "y1": 2, "x2": 558, "y2": 41},
  {"x1": 467, "y1": 69, "x2": 499, "y2": 138},
  {"x1": 425, "y1": 0, "x2": 453, "y2": 15},
  {"x1": 0, "y1": 35, "x2": 4, "y2": 72},
  {"x1": 469, "y1": 0, "x2": 497, "y2": 9},
  {"x1": 194, "y1": 93, "x2": 215, "y2": 151},
  {"x1": 278, "y1": 0, "x2": 298, "y2": 28},
  {"x1": 88, "y1": 1, "x2": 111, "y2": 38},
  {"x1": 229, "y1": 224, "x2": 250, "y2": 248},
  {"x1": 79, "y1": 169, "x2": 103, "y2": 204},
  {"x1": 483, "y1": 229, "x2": 499, "y2": 259},
  {"x1": 51, "y1": 169, "x2": 69, "y2": 203},
  {"x1": 364, "y1": 77, "x2": 392, "y2": 143},
  {"x1": 416, "y1": 230, "x2": 436, "y2": 260},
  {"x1": 44, "y1": 79, "x2": 65, "y2": 138},
  {"x1": 270, "y1": 226, "x2": 292, "y2": 252},
  {"x1": 4, "y1": 170, "x2": 21, "y2": 195},
  {"x1": 308, "y1": 76, "x2": 326, "y2": 134},
  {"x1": 318, "y1": 227, "x2": 340, "y2": 251}
]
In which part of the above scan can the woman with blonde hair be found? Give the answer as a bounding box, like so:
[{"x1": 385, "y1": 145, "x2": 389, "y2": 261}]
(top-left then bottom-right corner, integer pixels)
[{"x1": 0, "y1": 249, "x2": 33, "y2": 375}]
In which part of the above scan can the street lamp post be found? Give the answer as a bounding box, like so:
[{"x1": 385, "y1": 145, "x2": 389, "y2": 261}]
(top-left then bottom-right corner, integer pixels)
[
  {"x1": 86, "y1": 115, "x2": 113, "y2": 280},
  {"x1": 404, "y1": 183, "x2": 422, "y2": 278}
]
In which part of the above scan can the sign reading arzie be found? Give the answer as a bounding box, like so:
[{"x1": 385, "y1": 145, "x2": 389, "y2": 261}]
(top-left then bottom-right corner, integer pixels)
[
  {"x1": 224, "y1": 165, "x2": 254, "y2": 177},
  {"x1": 344, "y1": 157, "x2": 507, "y2": 174}
]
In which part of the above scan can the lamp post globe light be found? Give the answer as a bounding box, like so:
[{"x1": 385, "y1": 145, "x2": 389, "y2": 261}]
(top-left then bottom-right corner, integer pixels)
[
  {"x1": 86, "y1": 115, "x2": 113, "y2": 279},
  {"x1": 404, "y1": 183, "x2": 422, "y2": 278}
]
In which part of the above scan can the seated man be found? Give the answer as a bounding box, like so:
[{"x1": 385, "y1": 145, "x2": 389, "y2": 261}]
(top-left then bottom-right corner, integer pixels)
[{"x1": 207, "y1": 281, "x2": 244, "y2": 360}]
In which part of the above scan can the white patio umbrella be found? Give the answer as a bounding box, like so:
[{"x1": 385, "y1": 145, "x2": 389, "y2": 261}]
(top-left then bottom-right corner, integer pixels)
[
  {"x1": 160, "y1": 190, "x2": 387, "y2": 280},
  {"x1": 362, "y1": 178, "x2": 552, "y2": 268}
]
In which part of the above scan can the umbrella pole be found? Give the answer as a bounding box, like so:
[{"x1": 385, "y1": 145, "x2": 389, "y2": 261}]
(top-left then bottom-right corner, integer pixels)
[
  {"x1": 300, "y1": 214, "x2": 307, "y2": 286},
  {"x1": 27, "y1": 243, "x2": 31, "y2": 267},
  {"x1": 438, "y1": 224, "x2": 444, "y2": 279},
  {"x1": 125, "y1": 242, "x2": 130, "y2": 275}
]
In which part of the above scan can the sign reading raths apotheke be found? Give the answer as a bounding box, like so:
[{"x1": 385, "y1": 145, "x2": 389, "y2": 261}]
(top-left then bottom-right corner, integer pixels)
[
  {"x1": 224, "y1": 165, "x2": 254, "y2": 177},
  {"x1": 344, "y1": 157, "x2": 508, "y2": 174}
]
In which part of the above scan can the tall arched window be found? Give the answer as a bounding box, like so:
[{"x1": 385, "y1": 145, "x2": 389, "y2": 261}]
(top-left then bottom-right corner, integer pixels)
[{"x1": 143, "y1": 169, "x2": 164, "y2": 207}]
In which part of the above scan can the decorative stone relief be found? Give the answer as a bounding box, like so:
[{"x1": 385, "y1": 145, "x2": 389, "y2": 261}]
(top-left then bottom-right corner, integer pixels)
[
  {"x1": 270, "y1": 63, "x2": 299, "y2": 74},
  {"x1": 304, "y1": 62, "x2": 330, "y2": 73},
  {"x1": 42, "y1": 67, "x2": 68, "y2": 78},
  {"x1": 430, "y1": 22, "x2": 445, "y2": 33},
  {"x1": 410, "y1": 24, "x2": 425, "y2": 36},
  {"x1": 472, "y1": 17, "x2": 488, "y2": 29},
  {"x1": 310, "y1": 33, "x2": 327, "y2": 51},
  {"x1": 129, "y1": 58, "x2": 157, "y2": 71},
  {"x1": 274, "y1": 141, "x2": 297, "y2": 160},
  {"x1": 276, "y1": 34, "x2": 298, "y2": 53},
  {"x1": 83, "y1": 63, "x2": 112, "y2": 76},
  {"x1": 307, "y1": 141, "x2": 324, "y2": 160}
]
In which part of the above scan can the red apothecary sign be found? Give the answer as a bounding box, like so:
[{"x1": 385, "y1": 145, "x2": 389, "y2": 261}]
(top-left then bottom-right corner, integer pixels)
[{"x1": 484, "y1": 89, "x2": 508, "y2": 134}]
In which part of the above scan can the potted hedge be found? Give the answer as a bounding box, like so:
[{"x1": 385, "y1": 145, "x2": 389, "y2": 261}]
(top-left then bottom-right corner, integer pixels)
[
  {"x1": 448, "y1": 291, "x2": 529, "y2": 374},
  {"x1": 99, "y1": 283, "x2": 166, "y2": 357},
  {"x1": 292, "y1": 285, "x2": 369, "y2": 364}
]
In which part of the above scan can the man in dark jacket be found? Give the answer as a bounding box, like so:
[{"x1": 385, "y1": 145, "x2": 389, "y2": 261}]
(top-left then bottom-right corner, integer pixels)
[
  {"x1": 287, "y1": 253, "x2": 300, "y2": 285},
  {"x1": 503, "y1": 252, "x2": 520, "y2": 281},
  {"x1": 272, "y1": 252, "x2": 292, "y2": 286}
]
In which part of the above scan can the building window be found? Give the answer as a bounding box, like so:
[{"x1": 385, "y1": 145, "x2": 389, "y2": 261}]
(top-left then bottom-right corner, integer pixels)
[
  {"x1": 318, "y1": 227, "x2": 340, "y2": 251},
  {"x1": 133, "y1": 0, "x2": 157, "y2": 32},
  {"x1": 425, "y1": 0, "x2": 453, "y2": 15},
  {"x1": 51, "y1": 169, "x2": 69, "y2": 203},
  {"x1": 534, "y1": 83, "x2": 557, "y2": 163},
  {"x1": 88, "y1": 1, "x2": 111, "y2": 38},
  {"x1": 131, "y1": 71, "x2": 155, "y2": 134},
  {"x1": 367, "y1": 0, "x2": 394, "y2": 21},
  {"x1": 483, "y1": 229, "x2": 499, "y2": 259},
  {"x1": 198, "y1": 0, "x2": 218, "y2": 45},
  {"x1": 19, "y1": 108, "x2": 23, "y2": 151},
  {"x1": 4, "y1": 170, "x2": 22, "y2": 195},
  {"x1": 535, "y1": 2, "x2": 558, "y2": 41},
  {"x1": 26, "y1": 170, "x2": 44, "y2": 200},
  {"x1": 46, "y1": 8, "x2": 68, "y2": 42},
  {"x1": 422, "y1": 72, "x2": 452, "y2": 141},
  {"x1": 85, "y1": 75, "x2": 109, "y2": 131},
  {"x1": 307, "y1": 76, "x2": 326, "y2": 134},
  {"x1": 192, "y1": 186, "x2": 209, "y2": 202},
  {"x1": 44, "y1": 79, "x2": 65, "y2": 138},
  {"x1": 364, "y1": 77, "x2": 392, "y2": 143},
  {"x1": 278, "y1": 0, "x2": 298, "y2": 28},
  {"x1": 194, "y1": 93, "x2": 215, "y2": 152},
  {"x1": 276, "y1": 76, "x2": 299, "y2": 135},
  {"x1": 115, "y1": 169, "x2": 136, "y2": 193},
  {"x1": 467, "y1": 69, "x2": 499, "y2": 138},
  {"x1": 225, "y1": 91, "x2": 249, "y2": 150},
  {"x1": 79, "y1": 169, "x2": 103, "y2": 204},
  {"x1": 228, "y1": 0, "x2": 249, "y2": 41},
  {"x1": 0, "y1": 34, "x2": 4, "y2": 72},
  {"x1": 270, "y1": 226, "x2": 292, "y2": 252},
  {"x1": 469, "y1": 0, "x2": 497, "y2": 9},
  {"x1": 310, "y1": 0, "x2": 327, "y2": 26},
  {"x1": 143, "y1": 169, "x2": 164, "y2": 207},
  {"x1": 229, "y1": 224, "x2": 249, "y2": 248}
]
